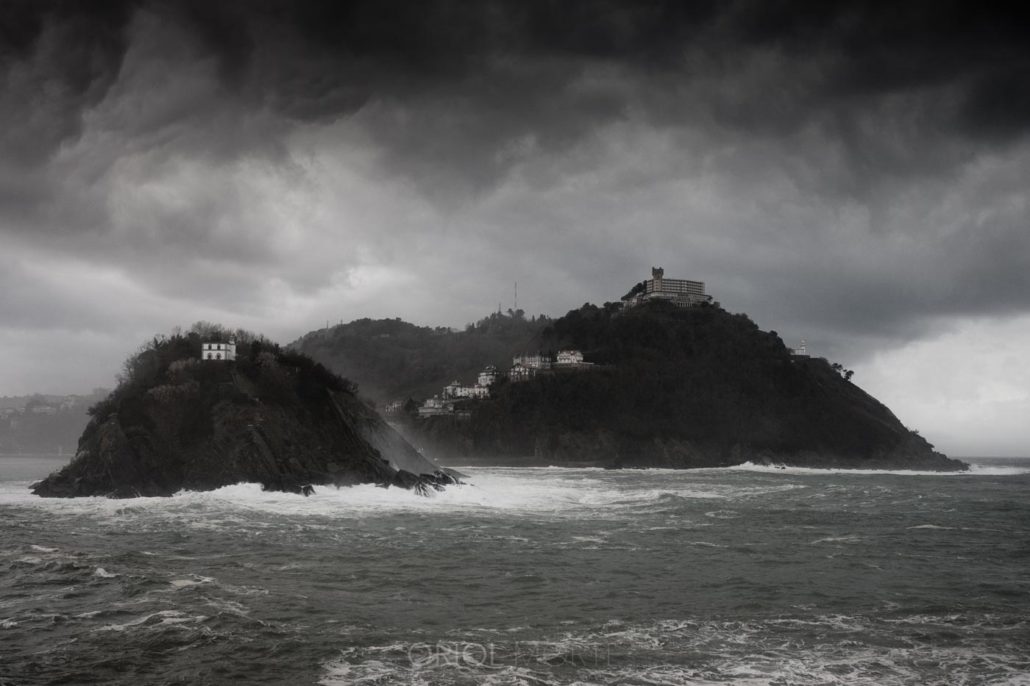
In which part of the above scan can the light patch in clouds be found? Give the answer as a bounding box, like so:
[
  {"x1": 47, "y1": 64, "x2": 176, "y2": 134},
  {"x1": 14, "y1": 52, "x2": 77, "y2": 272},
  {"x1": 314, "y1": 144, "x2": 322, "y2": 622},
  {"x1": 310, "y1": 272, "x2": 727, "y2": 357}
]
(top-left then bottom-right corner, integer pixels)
[{"x1": 855, "y1": 314, "x2": 1030, "y2": 457}]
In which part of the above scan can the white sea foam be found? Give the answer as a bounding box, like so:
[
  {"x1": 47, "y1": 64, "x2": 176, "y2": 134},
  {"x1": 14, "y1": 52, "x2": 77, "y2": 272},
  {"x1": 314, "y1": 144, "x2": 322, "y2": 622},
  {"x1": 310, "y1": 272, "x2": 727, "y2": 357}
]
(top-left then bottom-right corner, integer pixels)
[
  {"x1": 0, "y1": 468, "x2": 776, "y2": 521},
  {"x1": 810, "y1": 535, "x2": 864, "y2": 544},
  {"x1": 315, "y1": 609, "x2": 1030, "y2": 683},
  {"x1": 93, "y1": 567, "x2": 118, "y2": 578},
  {"x1": 704, "y1": 510, "x2": 740, "y2": 519},
  {"x1": 318, "y1": 613, "x2": 1029, "y2": 686},
  {"x1": 95, "y1": 610, "x2": 207, "y2": 632},
  {"x1": 966, "y1": 462, "x2": 1030, "y2": 476},
  {"x1": 0, "y1": 459, "x2": 1021, "y2": 528},
  {"x1": 168, "y1": 575, "x2": 213, "y2": 589},
  {"x1": 13, "y1": 555, "x2": 43, "y2": 565},
  {"x1": 726, "y1": 461, "x2": 1030, "y2": 476}
]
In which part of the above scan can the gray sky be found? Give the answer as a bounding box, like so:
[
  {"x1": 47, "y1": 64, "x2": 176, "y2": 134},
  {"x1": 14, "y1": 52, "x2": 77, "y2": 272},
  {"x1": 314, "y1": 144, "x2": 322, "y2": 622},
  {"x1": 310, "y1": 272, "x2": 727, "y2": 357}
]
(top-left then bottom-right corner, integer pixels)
[{"x1": 2, "y1": 1, "x2": 1028, "y2": 456}]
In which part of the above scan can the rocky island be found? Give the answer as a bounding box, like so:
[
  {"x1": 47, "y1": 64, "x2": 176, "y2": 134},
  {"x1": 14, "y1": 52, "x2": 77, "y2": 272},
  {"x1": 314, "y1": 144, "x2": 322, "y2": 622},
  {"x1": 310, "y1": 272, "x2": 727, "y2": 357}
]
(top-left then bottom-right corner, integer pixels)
[{"x1": 32, "y1": 326, "x2": 458, "y2": 498}]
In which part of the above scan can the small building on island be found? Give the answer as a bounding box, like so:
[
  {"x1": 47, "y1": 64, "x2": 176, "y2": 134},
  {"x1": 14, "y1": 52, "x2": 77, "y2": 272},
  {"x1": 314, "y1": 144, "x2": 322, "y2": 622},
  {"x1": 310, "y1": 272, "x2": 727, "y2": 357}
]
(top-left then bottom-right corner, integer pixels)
[{"x1": 202, "y1": 340, "x2": 236, "y2": 361}]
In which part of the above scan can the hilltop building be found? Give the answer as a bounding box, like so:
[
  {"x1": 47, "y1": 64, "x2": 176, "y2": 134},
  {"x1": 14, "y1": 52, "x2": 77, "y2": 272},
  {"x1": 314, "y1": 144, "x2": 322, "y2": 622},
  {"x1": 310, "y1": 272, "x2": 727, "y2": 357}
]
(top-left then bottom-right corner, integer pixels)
[
  {"x1": 422, "y1": 356, "x2": 590, "y2": 414},
  {"x1": 477, "y1": 366, "x2": 499, "y2": 387},
  {"x1": 418, "y1": 396, "x2": 454, "y2": 417},
  {"x1": 622, "y1": 267, "x2": 712, "y2": 308},
  {"x1": 202, "y1": 340, "x2": 236, "y2": 361},
  {"x1": 509, "y1": 362, "x2": 532, "y2": 382},
  {"x1": 444, "y1": 382, "x2": 490, "y2": 400},
  {"x1": 792, "y1": 339, "x2": 809, "y2": 358},
  {"x1": 556, "y1": 350, "x2": 585, "y2": 366},
  {"x1": 513, "y1": 353, "x2": 552, "y2": 370},
  {"x1": 436, "y1": 365, "x2": 498, "y2": 407}
]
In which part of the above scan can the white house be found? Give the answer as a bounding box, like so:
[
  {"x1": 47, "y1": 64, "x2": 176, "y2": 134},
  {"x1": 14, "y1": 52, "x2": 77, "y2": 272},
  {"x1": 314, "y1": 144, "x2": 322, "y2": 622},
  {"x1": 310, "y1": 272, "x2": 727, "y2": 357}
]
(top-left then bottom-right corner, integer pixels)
[
  {"x1": 555, "y1": 350, "x2": 584, "y2": 366},
  {"x1": 477, "y1": 365, "x2": 499, "y2": 387},
  {"x1": 202, "y1": 340, "x2": 236, "y2": 361},
  {"x1": 466, "y1": 385, "x2": 490, "y2": 399},
  {"x1": 509, "y1": 362, "x2": 532, "y2": 382},
  {"x1": 418, "y1": 395, "x2": 454, "y2": 417},
  {"x1": 443, "y1": 380, "x2": 463, "y2": 399}
]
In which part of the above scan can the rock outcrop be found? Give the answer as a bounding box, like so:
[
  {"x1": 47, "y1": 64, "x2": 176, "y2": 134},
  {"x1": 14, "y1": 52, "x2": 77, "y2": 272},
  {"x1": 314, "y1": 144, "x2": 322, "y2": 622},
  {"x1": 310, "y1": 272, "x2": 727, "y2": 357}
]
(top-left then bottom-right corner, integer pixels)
[{"x1": 32, "y1": 331, "x2": 458, "y2": 498}]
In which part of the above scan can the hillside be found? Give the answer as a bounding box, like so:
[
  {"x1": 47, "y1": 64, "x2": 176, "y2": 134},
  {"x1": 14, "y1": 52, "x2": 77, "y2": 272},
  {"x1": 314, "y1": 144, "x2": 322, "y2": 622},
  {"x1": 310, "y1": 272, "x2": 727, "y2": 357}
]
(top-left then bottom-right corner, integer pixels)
[
  {"x1": 298, "y1": 302, "x2": 965, "y2": 471},
  {"x1": 32, "y1": 326, "x2": 457, "y2": 498},
  {"x1": 291, "y1": 311, "x2": 549, "y2": 404}
]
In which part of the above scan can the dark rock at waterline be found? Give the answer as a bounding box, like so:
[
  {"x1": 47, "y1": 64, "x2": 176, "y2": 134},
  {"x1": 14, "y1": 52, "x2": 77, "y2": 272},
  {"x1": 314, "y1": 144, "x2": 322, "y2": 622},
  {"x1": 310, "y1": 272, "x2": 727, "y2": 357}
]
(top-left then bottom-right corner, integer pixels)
[{"x1": 32, "y1": 331, "x2": 459, "y2": 498}]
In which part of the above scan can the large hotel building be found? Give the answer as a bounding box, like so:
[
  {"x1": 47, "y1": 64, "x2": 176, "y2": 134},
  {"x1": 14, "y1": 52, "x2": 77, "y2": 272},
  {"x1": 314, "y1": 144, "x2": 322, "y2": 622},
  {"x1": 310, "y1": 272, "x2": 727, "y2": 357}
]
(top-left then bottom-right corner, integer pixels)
[{"x1": 622, "y1": 267, "x2": 712, "y2": 308}]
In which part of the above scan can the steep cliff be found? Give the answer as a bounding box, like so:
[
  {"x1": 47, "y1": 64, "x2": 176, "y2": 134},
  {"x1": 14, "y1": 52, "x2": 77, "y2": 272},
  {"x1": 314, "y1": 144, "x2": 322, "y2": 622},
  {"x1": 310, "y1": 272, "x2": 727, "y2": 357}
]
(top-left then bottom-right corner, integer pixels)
[{"x1": 32, "y1": 330, "x2": 457, "y2": 498}]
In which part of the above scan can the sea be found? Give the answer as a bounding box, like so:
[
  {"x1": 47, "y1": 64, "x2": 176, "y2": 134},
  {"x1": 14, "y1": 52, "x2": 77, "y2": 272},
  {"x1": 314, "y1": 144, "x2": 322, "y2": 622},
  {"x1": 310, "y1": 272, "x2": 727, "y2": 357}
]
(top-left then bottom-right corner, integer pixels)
[{"x1": 1, "y1": 456, "x2": 1028, "y2": 685}]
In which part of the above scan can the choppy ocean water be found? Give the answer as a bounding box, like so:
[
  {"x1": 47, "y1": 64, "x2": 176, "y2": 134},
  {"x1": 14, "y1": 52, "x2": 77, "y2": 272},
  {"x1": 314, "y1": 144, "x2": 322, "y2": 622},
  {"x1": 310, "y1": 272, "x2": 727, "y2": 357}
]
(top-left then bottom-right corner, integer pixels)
[{"x1": 1, "y1": 456, "x2": 1028, "y2": 685}]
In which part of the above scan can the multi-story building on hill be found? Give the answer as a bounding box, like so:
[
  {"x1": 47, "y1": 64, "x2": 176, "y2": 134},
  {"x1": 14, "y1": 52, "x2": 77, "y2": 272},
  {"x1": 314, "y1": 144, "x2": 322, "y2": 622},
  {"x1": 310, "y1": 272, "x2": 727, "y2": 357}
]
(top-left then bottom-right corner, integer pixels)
[
  {"x1": 509, "y1": 362, "x2": 532, "y2": 382},
  {"x1": 622, "y1": 267, "x2": 712, "y2": 308},
  {"x1": 513, "y1": 353, "x2": 552, "y2": 370},
  {"x1": 555, "y1": 350, "x2": 585, "y2": 366}
]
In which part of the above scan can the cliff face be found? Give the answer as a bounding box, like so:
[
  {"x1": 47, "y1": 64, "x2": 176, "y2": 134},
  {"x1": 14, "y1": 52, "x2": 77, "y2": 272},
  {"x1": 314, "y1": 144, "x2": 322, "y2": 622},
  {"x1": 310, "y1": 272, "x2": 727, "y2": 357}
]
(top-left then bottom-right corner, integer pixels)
[
  {"x1": 32, "y1": 333, "x2": 457, "y2": 498},
  {"x1": 394, "y1": 303, "x2": 966, "y2": 472}
]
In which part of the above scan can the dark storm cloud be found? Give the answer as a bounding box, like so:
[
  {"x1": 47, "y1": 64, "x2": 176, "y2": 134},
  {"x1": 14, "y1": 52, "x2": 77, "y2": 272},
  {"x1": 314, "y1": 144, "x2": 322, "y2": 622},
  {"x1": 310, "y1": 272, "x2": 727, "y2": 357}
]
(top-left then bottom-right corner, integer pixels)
[
  {"x1": 4, "y1": 0, "x2": 1026, "y2": 182},
  {"x1": 1, "y1": 0, "x2": 1029, "y2": 381},
  {"x1": 0, "y1": 1, "x2": 132, "y2": 163}
]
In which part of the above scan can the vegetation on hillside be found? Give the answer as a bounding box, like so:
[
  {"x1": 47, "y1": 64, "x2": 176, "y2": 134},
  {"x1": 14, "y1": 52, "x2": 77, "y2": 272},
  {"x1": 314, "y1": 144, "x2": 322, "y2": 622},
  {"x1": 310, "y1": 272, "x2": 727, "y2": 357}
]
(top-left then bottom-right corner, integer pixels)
[
  {"x1": 292, "y1": 311, "x2": 550, "y2": 403},
  {"x1": 334, "y1": 301, "x2": 955, "y2": 469},
  {"x1": 451, "y1": 301, "x2": 919, "y2": 462},
  {"x1": 89, "y1": 322, "x2": 353, "y2": 436},
  {"x1": 34, "y1": 322, "x2": 456, "y2": 497},
  {"x1": 288, "y1": 302, "x2": 960, "y2": 469}
]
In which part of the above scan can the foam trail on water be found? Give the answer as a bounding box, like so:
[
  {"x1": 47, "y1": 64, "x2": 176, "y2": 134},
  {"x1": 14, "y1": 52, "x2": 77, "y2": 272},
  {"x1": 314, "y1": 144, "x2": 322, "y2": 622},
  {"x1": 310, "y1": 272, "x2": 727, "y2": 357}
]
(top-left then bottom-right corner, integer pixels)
[{"x1": 725, "y1": 461, "x2": 1030, "y2": 476}]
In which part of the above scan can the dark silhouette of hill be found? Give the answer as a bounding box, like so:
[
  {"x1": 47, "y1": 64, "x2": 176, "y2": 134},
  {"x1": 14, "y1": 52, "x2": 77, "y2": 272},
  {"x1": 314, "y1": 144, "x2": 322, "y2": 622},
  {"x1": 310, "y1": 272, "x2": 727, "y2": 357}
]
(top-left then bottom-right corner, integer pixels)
[
  {"x1": 296, "y1": 303, "x2": 964, "y2": 471},
  {"x1": 33, "y1": 325, "x2": 456, "y2": 498}
]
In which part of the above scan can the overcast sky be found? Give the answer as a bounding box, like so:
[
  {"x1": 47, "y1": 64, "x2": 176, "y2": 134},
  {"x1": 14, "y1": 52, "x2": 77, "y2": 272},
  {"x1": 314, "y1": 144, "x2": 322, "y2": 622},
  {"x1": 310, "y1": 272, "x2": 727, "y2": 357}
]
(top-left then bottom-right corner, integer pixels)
[{"x1": 2, "y1": 1, "x2": 1028, "y2": 455}]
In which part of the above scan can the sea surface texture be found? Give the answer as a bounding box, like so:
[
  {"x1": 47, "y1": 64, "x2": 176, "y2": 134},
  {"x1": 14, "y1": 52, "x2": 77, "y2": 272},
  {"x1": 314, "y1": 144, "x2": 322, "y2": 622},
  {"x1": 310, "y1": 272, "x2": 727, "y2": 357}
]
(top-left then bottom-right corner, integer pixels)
[{"x1": 1, "y1": 456, "x2": 1028, "y2": 685}]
